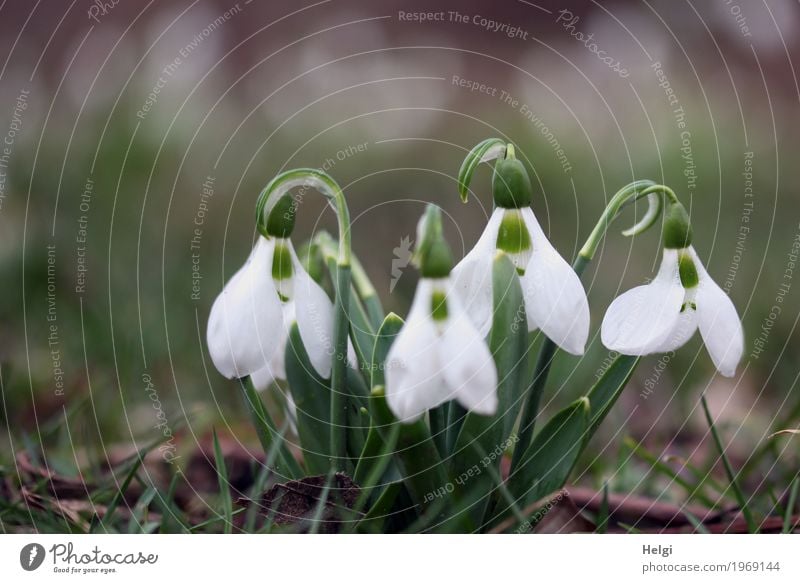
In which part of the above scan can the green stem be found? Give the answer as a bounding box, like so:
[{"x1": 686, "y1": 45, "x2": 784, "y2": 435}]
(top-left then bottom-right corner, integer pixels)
[
  {"x1": 330, "y1": 264, "x2": 352, "y2": 470},
  {"x1": 700, "y1": 393, "x2": 757, "y2": 532}
]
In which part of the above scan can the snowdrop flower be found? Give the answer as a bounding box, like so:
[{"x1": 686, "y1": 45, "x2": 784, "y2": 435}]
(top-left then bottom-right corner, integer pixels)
[
  {"x1": 452, "y1": 145, "x2": 590, "y2": 354},
  {"x1": 386, "y1": 206, "x2": 498, "y2": 423},
  {"x1": 207, "y1": 195, "x2": 342, "y2": 387},
  {"x1": 601, "y1": 202, "x2": 744, "y2": 377}
]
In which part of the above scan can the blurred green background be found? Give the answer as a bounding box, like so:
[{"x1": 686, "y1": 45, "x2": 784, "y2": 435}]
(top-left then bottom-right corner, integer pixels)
[{"x1": 1, "y1": 0, "x2": 798, "y2": 502}]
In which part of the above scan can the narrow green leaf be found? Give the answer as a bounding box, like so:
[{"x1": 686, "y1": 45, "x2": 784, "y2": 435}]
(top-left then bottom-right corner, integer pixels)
[
  {"x1": 127, "y1": 486, "x2": 157, "y2": 534},
  {"x1": 239, "y1": 377, "x2": 302, "y2": 478},
  {"x1": 783, "y1": 474, "x2": 799, "y2": 533},
  {"x1": 457, "y1": 138, "x2": 506, "y2": 202},
  {"x1": 587, "y1": 355, "x2": 639, "y2": 435},
  {"x1": 701, "y1": 394, "x2": 757, "y2": 533},
  {"x1": 596, "y1": 482, "x2": 610, "y2": 533},
  {"x1": 370, "y1": 312, "x2": 404, "y2": 388},
  {"x1": 285, "y1": 323, "x2": 333, "y2": 475},
  {"x1": 212, "y1": 430, "x2": 234, "y2": 534},
  {"x1": 508, "y1": 397, "x2": 590, "y2": 508},
  {"x1": 451, "y1": 253, "x2": 528, "y2": 521},
  {"x1": 369, "y1": 385, "x2": 448, "y2": 515}
]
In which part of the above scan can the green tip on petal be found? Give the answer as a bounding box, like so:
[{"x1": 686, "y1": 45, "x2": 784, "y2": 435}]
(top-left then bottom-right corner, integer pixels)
[
  {"x1": 371, "y1": 385, "x2": 386, "y2": 397},
  {"x1": 492, "y1": 157, "x2": 533, "y2": 209},
  {"x1": 496, "y1": 209, "x2": 532, "y2": 254},
  {"x1": 271, "y1": 240, "x2": 294, "y2": 281},
  {"x1": 678, "y1": 250, "x2": 699, "y2": 289},
  {"x1": 430, "y1": 289, "x2": 449, "y2": 321},
  {"x1": 663, "y1": 201, "x2": 693, "y2": 249},
  {"x1": 265, "y1": 194, "x2": 297, "y2": 238}
]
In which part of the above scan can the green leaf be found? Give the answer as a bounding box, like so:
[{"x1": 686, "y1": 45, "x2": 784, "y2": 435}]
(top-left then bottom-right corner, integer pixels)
[
  {"x1": 586, "y1": 354, "x2": 639, "y2": 435},
  {"x1": 239, "y1": 377, "x2": 302, "y2": 478},
  {"x1": 369, "y1": 385, "x2": 448, "y2": 516},
  {"x1": 508, "y1": 397, "x2": 590, "y2": 508},
  {"x1": 370, "y1": 312, "x2": 404, "y2": 387},
  {"x1": 450, "y1": 253, "x2": 528, "y2": 520},
  {"x1": 285, "y1": 323, "x2": 333, "y2": 475},
  {"x1": 457, "y1": 138, "x2": 506, "y2": 202}
]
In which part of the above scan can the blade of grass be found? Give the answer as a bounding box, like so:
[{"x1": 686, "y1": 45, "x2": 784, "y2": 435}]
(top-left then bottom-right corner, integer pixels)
[
  {"x1": 783, "y1": 474, "x2": 799, "y2": 533},
  {"x1": 596, "y1": 482, "x2": 610, "y2": 533},
  {"x1": 681, "y1": 509, "x2": 710, "y2": 534},
  {"x1": 213, "y1": 430, "x2": 233, "y2": 534},
  {"x1": 624, "y1": 436, "x2": 717, "y2": 508},
  {"x1": 700, "y1": 393, "x2": 756, "y2": 533}
]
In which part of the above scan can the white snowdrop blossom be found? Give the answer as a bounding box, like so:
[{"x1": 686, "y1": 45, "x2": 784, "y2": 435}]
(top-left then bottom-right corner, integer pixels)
[
  {"x1": 452, "y1": 206, "x2": 590, "y2": 355},
  {"x1": 385, "y1": 277, "x2": 498, "y2": 423},
  {"x1": 601, "y1": 246, "x2": 743, "y2": 377},
  {"x1": 207, "y1": 235, "x2": 349, "y2": 389}
]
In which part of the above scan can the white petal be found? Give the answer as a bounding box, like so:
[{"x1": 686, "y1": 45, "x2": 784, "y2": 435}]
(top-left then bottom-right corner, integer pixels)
[
  {"x1": 250, "y1": 301, "x2": 295, "y2": 390},
  {"x1": 451, "y1": 208, "x2": 504, "y2": 336},
  {"x1": 519, "y1": 208, "x2": 590, "y2": 355},
  {"x1": 385, "y1": 281, "x2": 450, "y2": 422},
  {"x1": 601, "y1": 249, "x2": 685, "y2": 355},
  {"x1": 691, "y1": 250, "x2": 744, "y2": 377},
  {"x1": 207, "y1": 238, "x2": 282, "y2": 379},
  {"x1": 440, "y1": 292, "x2": 498, "y2": 415},
  {"x1": 650, "y1": 306, "x2": 698, "y2": 353},
  {"x1": 289, "y1": 242, "x2": 336, "y2": 379}
]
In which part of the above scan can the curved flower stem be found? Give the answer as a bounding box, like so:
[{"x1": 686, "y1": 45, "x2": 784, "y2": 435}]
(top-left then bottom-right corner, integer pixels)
[
  {"x1": 256, "y1": 168, "x2": 352, "y2": 470},
  {"x1": 511, "y1": 180, "x2": 673, "y2": 474}
]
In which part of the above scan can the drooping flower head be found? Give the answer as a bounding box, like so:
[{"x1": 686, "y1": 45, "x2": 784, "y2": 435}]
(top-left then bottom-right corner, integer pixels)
[
  {"x1": 452, "y1": 142, "x2": 590, "y2": 355},
  {"x1": 601, "y1": 201, "x2": 744, "y2": 376},
  {"x1": 385, "y1": 205, "x2": 498, "y2": 423},
  {"x1": 207, "y1": 191, "x2": 343, "y2": 389}
]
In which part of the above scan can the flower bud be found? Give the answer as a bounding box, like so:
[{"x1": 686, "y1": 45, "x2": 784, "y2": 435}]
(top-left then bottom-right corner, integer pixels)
[
  {"x1": 662, "y1": 201, "x2": 692, "y2": 249},
  {"x1": 415, "y1": 205, "x2": 453, "y2": 278},
  {"x1": 264, "y1": 194, "x2": 297, "y2": 238},
  {"x1": 492, "y1": 157, "x2": 533, "y2": 209}
]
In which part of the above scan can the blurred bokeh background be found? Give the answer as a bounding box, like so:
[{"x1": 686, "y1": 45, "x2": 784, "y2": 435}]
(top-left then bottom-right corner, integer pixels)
[{"x1": 1, "y1": 0, "x2": 798, "y2": 509}]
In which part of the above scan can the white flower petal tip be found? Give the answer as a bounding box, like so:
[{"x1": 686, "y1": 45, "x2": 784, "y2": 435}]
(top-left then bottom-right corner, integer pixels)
[
  {"x1": 520, "y1": 209, "x2": 590, "y2": 355},
  {"x1": 695, "y1": 277, "x2": 744, "y2": 378},
  {"x1": 385, "y1": 279, "x2": 499, "y2": 424},
  {"x1": 207, "y1": 238, "x2": 282, "y2": 379}
]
